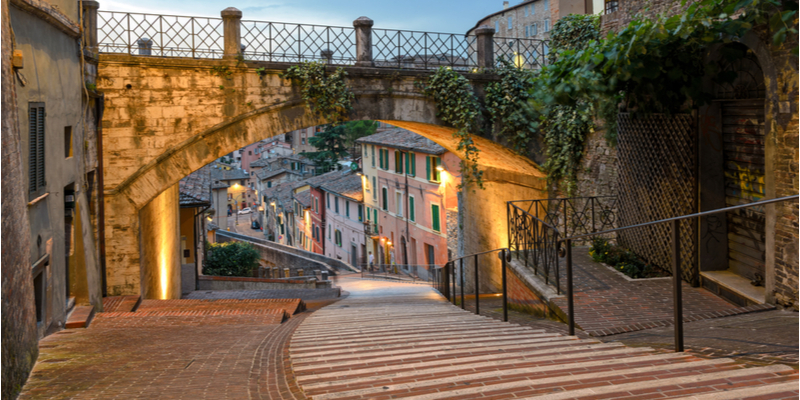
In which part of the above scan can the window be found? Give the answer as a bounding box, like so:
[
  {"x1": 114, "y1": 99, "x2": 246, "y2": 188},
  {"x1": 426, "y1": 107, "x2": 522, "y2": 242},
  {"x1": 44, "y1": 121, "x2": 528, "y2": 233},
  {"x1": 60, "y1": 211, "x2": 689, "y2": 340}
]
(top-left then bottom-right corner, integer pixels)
[
  {"x1": 335, "y1": 230, "x2": 342, "y2": 247},
  {"x1": 525, "y1": 5, "x2": 529, "y2": 16},
  {"x1": 327, "y1": 193, "x2": 330, "y2": 208},
  {"x1": 532, "y1": 23, "x2": 538, "y2": 36},
  {"x1": 248, "y1": 151, "x2": 252, "y2": 155},
  {"x1": 315, "y1": 226, "x2": 320, "y2": 242},
  {"x1": 431, "y1": 204, "x2": 441, "y2": 232},
  {"x1": 346, "y1": 200, "x2": 350, "y2": 218},
  {"x1": 605, "y1": 0, "x2": 619, "y2": 14},
  {"x1": 495, "y1": 20, "x2": 499, "y2": 32},
  {"x1": 372, "y1": 177, "x2": 377, "y2": 199},
  {"x1": 409, "y1": 196, "x2": 416, "y2": 222},
  {"x1": 267, "y1": 181, "x2": 272, "y2": 188},
  {"x1": 544, "y1": 0, "x2": 549, "y2": 11},
  {"x1": 371, "y1": 145, "x2": 375, "y2": 167},
  {"x1": 426, "y1": 156, "x2": 441, "y2": 183},
  {"x1": 335, "y1": 197, "x2": 340, "y2": 214},
  {"x1": 507, "y1": 16, "x2": 513, "y2": 30},
  {"x1": 394, "y1": 151, "x2": 404, "y2": 174},
  {"x1": 544, "y1": 19, "x2": 550, "y2": 32},
  {"x1": 530, "y1": 3, "x2": 535, "y2": 14},
  {"x1": 395, "y1": 192, "x2": 403, "y2": 217},
  {"x1": 525, "y1": 25, "x2": 529, "y2": 37},
  {"x1": 366, "y1": 206, "x2": 371, "y2": 221},
  {"x1": 64, "y1": 126, "x2": 73, "y2": 158},
  {"x1": 29, "y1": 103, "x2": 45, "y2": 197},
  {"x1": 381, "y1": 187, "x2": 388, "y2": 210},
  {"x1": 406, "y1": 152, "x2": 416, "y2": 176},
  {"x1": 301, "y1": 138, "x2": 305, "y2": 145},
  {"x1": 328, "y1": 224, "x2": 331, "y2": 239},
  {"x1": 374, "y1": 209, "x2": 378, "y2": 224},
  {"x1": 378, "y1": 148, "x2": 384, "y2": 169},
  {"x1": 358, "y1": 205, "x2": 363, "y2": 221}
]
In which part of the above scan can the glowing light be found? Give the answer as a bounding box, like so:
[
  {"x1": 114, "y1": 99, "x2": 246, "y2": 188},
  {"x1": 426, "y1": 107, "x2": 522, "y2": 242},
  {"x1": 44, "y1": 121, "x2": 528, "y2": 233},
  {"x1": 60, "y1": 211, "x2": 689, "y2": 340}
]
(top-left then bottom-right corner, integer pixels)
[{"x1": 436, "y1": 165, "x2": 445, "y2": 172}]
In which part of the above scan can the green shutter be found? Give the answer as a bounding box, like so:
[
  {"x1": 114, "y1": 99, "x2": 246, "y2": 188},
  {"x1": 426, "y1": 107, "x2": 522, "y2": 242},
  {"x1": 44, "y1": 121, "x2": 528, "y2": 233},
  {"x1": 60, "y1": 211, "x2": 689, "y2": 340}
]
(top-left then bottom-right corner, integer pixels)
[
  {"x1": 405, "y1": 152, "x2": 409, "y2": 175},
  {"x1": 426, "y1": 156, "x2": 431, "y2": 181},
  {"x1": 431, "y1": 204, "x2": 440, "y2": 232},
  {"x1": 409, "y1": 197, "x2": 415, "y2": 222},
  {"x1": 358, "y1": 205, "x2": 363, "y2": 221},
  {"x1": 410, "y1": 152, "x2": 416, "y2": 176},
  {"x1": 366, "y1": 206, "x2": 371, "y2": 221},
  {"x1": 379, "y1": 149, "x2": 384, "y2": 169},
  {"x1": 374, "y1": 209, "x2": 377, "y2": 223},
  {"x1": 382, "y1": 188, "x2": 388, "y2": 210}
]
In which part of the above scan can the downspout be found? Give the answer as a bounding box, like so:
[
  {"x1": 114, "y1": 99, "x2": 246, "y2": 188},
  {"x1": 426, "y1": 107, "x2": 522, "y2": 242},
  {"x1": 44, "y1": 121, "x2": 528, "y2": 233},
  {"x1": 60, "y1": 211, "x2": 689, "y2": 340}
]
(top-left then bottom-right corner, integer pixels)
[{"x1": 95, "y1": 93, "x2": 107, "y2": 296}]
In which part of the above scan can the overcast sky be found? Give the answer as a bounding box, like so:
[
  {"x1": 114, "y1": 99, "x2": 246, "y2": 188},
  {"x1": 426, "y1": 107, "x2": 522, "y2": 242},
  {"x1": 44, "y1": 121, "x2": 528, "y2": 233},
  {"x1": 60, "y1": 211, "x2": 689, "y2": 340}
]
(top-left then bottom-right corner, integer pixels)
[{"x1": 102, "y1": 0, "x2": 519, "y2": 34}]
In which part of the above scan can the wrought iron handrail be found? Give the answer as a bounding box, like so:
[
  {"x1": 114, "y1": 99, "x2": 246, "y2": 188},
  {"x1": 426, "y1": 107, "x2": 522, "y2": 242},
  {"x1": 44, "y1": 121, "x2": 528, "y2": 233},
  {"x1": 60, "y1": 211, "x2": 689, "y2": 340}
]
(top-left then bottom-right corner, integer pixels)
[
  {"x1": 507, "y1": 202, "x2": 562, "y2": 292},
  {"x1": 240, "y1": 20, "x2": 356, "y2": 64},
  {"x1": 432, "y1": 248, "x2": 510, "y2": 322},
  {"x1": 493, "y1": 36, "x2": 549, "y2": 69},
  {"x1": 558, "y1": 195, "x2": 799, "y2": 352},
  {"x1": 371, "y1": 28, "x2": 477, "y2": 70}
]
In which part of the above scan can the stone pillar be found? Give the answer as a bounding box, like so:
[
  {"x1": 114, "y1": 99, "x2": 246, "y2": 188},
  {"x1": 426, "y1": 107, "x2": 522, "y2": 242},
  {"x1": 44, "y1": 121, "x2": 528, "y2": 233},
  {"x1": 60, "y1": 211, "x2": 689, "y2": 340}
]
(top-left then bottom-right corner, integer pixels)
[
  {"x1": 221, "y1": 7, "x2": 242, "y2": 59},
  {"x1": 283, "y1": 268, "x2": 290, "y2": 278},
  {"x1": 297, "y1": 269, "x2": 304, "y2": 277},
  {"x1": 81, "y1": 1, "x2": 100, "y2": 55},
  {"x1": 139, "y1": 184, "x2": 181, "y2": 300},
  {"x1": 474, "y1": 25, "x2": 495, "y2": 69},
  {"x1": 137, "y1": 37, "x2": 153, "y2": 55},
  {"x1": 320, "y1": 49, "x2": 334, "y2": 64},
  {"x1": 353, "y1": 17, "x2": 373, "y2": 67}
]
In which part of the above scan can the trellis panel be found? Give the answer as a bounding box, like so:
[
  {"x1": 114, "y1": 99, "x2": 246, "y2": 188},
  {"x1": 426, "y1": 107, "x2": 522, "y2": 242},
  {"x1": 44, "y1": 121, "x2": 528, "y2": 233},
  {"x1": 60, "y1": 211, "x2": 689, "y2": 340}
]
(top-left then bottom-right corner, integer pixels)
[{"x1": 617, "y1": 113, "x2": 698, "y2": 285}]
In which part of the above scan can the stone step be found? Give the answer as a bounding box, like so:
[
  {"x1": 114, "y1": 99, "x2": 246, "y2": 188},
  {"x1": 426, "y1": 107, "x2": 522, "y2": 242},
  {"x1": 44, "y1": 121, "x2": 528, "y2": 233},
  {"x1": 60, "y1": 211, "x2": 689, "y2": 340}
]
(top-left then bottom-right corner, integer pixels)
[
  {"x1": 65, "y1": 306, "x2": 95, "y2": 329},
  {"x1": 101, "y1": 295, "x2": 141, "y2": 313},
  {"x1": 292, "y1": 321, "x2": 530, "y2": 340},
  {"x1": 671, "y1": 381, "x2": 799, "y2": 399}
]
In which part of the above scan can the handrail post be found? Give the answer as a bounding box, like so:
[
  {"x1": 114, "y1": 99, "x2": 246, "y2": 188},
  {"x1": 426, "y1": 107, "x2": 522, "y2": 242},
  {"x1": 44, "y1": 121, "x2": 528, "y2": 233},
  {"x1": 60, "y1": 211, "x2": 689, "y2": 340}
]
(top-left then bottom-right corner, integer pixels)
[
  {"x1": 460, "y1": 258, "x2": 465, "y2": 309},
  {"x1": 474, "y1": 253, "x2": 479, "y2": 315},
  {"x1": 672, "y1": 219, "x2": 684, "y2": 352},
  {"x1": 474, "y1": 25, "x2": 495, "y2": 69},
  {"x1": 221, "y1": 7, "x2": 242, "y2": 60},
  {"x1": 353, "y1": 17, "x2": 374, "y2": 67},
  {"x1": 502, "y1": 249, "x2": 508, "y2": 322},
  {"x1": 566, "y1": 239, "x2": 575, "y2": 336}
]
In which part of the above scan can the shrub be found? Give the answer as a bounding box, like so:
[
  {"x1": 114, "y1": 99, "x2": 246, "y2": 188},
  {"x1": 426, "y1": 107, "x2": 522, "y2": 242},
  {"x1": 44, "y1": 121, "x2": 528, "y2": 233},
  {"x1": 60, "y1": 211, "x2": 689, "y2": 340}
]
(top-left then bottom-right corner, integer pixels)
[
  {"x1": 589, "y1": 237, "x2": 659, "y2": 279},
  {"x1": 203, "y1": 241, "x2": 261, "y2": 277}
]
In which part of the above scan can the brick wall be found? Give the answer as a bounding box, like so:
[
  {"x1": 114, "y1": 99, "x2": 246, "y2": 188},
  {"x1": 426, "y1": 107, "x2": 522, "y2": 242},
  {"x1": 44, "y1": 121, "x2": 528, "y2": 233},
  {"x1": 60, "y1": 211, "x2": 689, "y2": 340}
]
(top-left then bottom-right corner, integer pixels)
[{"x1": 506, "y1": 267, "x2": 549, "y2": 317}]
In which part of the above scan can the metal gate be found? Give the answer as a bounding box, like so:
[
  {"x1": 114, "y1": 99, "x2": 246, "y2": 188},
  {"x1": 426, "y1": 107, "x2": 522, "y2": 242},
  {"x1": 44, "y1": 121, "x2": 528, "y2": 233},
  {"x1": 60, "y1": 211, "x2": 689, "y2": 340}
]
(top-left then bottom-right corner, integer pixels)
[
  {"x1": 721, "y1": 99, "x2": 766, "y2": 282},
  {"x1": 617, "y1": 113, "x2": 698, "y2": 285}
]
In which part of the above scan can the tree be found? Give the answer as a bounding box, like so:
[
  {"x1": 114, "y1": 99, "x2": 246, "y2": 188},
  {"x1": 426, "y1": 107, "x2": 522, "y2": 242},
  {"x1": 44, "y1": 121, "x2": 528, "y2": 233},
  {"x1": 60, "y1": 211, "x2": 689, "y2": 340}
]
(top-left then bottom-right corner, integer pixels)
[
  {"x1": 304, "y1": 121, "x2": 379, "y2": 173},
  {"x1": 203, "y1": 241, "x2": 261, "y2": 277},
  {"x1": 343, "y1": 120, "x2": 378, "y2": 156}
]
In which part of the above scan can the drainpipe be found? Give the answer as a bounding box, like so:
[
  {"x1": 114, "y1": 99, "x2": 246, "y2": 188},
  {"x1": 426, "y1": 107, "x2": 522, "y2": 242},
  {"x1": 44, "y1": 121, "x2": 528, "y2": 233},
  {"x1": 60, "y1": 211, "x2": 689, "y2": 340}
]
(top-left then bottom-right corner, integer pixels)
[{"x1": 95, "y1": 93, "x2": 107, "y2": 296}]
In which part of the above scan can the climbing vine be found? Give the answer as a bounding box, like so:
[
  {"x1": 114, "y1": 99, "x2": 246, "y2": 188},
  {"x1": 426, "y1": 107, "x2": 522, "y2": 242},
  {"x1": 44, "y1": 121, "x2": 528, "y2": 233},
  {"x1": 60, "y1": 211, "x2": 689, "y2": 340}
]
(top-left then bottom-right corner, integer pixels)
[
  {"x1": 280, "y1": 61, "x2": 354, "y2": 125},
  {"x1": 422, "y1": 67, "x2": 484, "y2": 190},
  {"x1": 485, "y1": 58, "x2": 539, "y2": 153}
]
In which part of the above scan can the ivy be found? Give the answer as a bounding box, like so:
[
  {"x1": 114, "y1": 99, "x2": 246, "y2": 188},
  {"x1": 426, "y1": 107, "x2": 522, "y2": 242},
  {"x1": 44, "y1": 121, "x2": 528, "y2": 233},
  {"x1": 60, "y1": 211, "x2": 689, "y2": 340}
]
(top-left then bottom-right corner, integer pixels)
[
  {"x1": 547, "y1": 14, "x2": 601, "y2": 64},
  {"x1": 540, "y1": 103, "x2": 595, "y2": 194},
  {"x1": 485, "y1": 58, "x2": 539, "y2": 153},
  {"x1": 280, "y1": 61, "x2": 354, "y2": 125},
  {"x1": 422, "y1": 67, "x2": 484, "y2": 190}
]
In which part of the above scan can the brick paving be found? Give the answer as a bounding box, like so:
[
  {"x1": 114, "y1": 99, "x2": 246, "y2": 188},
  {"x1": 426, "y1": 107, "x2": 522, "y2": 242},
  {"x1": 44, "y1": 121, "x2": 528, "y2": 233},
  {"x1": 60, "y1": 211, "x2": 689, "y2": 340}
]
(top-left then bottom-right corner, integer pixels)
[
  {"x1": 185, "y1": 288, "x2": 342, "y2": 301},
  {"x1": 544, "y1": 248, "x2": 776, "y2": 336},
  {"x1": 290, "y1": 276, "x2": 799, "y2": 400},
  {"x1": 18, "y1": 294, "x2": 324, "y2": 399}
]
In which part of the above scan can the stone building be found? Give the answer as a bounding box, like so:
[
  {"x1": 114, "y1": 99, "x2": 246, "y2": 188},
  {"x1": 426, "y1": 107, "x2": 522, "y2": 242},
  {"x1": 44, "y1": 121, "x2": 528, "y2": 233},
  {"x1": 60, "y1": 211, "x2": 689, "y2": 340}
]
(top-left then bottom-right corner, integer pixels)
[
  {"x1": 2, "y1": 1, "x2": 103, "y2": 396},
  {"x1": 358, "y1": 128, "x2": 462, "y2": 279},
  {"x1": 467, "y1": 0, "x2": 601, "y2": 41}
]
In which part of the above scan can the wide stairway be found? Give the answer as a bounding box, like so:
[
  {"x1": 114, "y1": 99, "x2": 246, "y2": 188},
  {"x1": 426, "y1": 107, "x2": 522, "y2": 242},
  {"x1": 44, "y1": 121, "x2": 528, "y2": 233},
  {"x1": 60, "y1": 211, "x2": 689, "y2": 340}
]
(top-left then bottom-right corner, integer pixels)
[{"x1": 289, "y1": 277, "x2": 798, "y2": 400}]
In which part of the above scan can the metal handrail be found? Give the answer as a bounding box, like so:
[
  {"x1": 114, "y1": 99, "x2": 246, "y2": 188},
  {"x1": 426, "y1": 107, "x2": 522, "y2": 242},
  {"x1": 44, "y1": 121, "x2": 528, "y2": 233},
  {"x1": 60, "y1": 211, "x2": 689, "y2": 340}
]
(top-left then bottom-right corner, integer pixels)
[
  {"x1": 559, "y1": 195, "x2": 799, "y2": 352},
  {"x1": 434, "y1": 248, "x2": 510, "y2": 322}
]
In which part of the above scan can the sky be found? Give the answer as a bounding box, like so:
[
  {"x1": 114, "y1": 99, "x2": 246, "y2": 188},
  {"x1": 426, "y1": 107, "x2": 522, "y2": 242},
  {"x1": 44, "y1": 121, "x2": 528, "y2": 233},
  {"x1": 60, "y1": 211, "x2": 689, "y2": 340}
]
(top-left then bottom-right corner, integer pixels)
[{"x1": 102, "y1": 0, "x2": 518, "y2": 34}]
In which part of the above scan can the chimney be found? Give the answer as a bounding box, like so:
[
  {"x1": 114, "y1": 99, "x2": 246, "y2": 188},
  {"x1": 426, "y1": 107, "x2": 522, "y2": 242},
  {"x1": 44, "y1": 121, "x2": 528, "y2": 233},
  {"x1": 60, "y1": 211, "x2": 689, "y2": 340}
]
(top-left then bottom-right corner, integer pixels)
[{"x1": 503, "y1": 1, "x2": 509, "y2": 8}]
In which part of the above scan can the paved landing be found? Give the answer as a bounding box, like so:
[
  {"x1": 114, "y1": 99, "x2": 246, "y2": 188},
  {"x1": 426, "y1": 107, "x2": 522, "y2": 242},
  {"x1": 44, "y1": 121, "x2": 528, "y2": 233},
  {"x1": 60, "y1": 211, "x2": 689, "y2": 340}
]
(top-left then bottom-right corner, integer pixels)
[{"x1": 290, "y1": 277, "x2": 798, "y2": 400}]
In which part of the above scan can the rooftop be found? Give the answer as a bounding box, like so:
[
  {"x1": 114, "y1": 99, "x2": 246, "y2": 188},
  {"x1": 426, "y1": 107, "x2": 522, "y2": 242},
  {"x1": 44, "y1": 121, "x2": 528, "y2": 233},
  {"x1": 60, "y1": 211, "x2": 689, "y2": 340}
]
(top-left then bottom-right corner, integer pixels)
[
  {"x1": 179, "y1": 165, "x2": 212, "y2": 207},
  {"x1": 356, "y1": 128, "x2": 447, "y2": 155},
  {"x1": 320, "y1": 171, "x2": 364, "y2": 202},
  {"x1": 212, "y1": 167, "x2": 250, "y2": 182},
  {"x1": 294, "y1": 190, "x2": 312, "y2": 208},
  {"x1": 257, "y1": 168, "x2": 300, "y2": 181}
]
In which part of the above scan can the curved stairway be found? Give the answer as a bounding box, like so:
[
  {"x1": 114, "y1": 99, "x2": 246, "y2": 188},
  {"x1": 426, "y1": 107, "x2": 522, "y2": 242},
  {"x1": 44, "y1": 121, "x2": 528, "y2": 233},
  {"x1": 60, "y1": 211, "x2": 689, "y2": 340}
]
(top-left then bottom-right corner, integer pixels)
[{"x1": 289, "y1": 277, "x2": 798, "y2": 400}]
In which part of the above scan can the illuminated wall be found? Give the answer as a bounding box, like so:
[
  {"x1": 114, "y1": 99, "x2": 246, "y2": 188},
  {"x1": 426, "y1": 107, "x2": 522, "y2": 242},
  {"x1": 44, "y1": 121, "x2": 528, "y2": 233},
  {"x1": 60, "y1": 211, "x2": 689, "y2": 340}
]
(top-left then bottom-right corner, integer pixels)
[{"x1": 139, "y1": 183, "x2": 182, "y2": 299}]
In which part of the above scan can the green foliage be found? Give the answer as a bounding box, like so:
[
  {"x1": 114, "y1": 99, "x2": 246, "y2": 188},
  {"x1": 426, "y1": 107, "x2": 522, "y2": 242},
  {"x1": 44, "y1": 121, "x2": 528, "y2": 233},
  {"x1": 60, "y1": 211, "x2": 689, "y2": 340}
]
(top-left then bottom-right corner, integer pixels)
[
  {"x1": 589, "y1": 238, "x2": 659, "y2": 279},
  {"x1": 211, "y1": 65, "x2": 233, "y2": 79},
  {"x1": 203, "y1": 241, "x2": 260, "y2": 277},
  {"x1": 541, "y1": 103, "x2": 595, "y2": 194},
  {"x1": 281, "y1": 61, "x2": 354, "y2": 125},
  {"x1": 485, "y1": 58, "x2": 539, "y2": 153},
  {"x1": 547, "y1": 14, "x2": 601, "y2": 64},
  {"x1": 255, "y1": 67, "x2": 267, "y2": 77},
  {"x1": 422, "y1": 67, "x2": 484, "y2": 190},
  {"x1": 304, "y1": 120, "x2": 379, "y2": 173}
]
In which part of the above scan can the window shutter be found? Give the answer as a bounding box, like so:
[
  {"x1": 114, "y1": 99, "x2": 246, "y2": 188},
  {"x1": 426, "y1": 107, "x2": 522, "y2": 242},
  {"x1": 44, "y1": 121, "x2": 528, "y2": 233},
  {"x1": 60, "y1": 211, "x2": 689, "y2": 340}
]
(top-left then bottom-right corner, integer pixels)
[
  {"x1": 28, "y1": 107, "x2": 38, "y2": 192},
  {"x1": 358, "y1": 205, "x2": 363, "y2": 221},
  {"x1": 29, "y1": 104, "x2": 45, "y2": 195},
  {"x1": 411, "y1": 153, "x2": 416, "y2": 176},
  {"x1": 379, "y1": 149, "x2": 383, "y2": 169},
  {"x1": 366, "y1": 207, "x2": 371, "y2": 221},
  {"x1": 426, "y1": 156, "x2": 431, "y2": 181},
  {"x1": 405, "y1": 152, "x2": 409, "y2": 175},
  {"x1": 382, "y1": 188, "x2": 388, "y2": 210},
  {"x1": 431, "y1": 204, "x2": 440, "y2": 232},
  {"x1": 409, "y1": 197, "x2": 415, "y2": 222},
  {"x1": 374, "y1": 209, "x2": 377, "y2": 223}
]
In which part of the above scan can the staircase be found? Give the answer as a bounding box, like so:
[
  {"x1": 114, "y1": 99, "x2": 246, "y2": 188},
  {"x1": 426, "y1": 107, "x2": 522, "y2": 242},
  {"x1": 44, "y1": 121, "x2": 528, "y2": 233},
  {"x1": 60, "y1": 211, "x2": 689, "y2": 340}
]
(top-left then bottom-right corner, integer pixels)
[{"x1": 289, "y1": 277, "x2": 798, "y2": 400}]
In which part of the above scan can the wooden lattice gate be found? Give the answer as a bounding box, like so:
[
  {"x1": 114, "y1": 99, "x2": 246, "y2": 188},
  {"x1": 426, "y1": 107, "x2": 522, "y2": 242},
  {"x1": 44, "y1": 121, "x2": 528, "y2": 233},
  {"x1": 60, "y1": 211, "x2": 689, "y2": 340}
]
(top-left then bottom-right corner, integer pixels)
[{"x1": 617, "y1": 113, "x2": 699, "y2": 285}]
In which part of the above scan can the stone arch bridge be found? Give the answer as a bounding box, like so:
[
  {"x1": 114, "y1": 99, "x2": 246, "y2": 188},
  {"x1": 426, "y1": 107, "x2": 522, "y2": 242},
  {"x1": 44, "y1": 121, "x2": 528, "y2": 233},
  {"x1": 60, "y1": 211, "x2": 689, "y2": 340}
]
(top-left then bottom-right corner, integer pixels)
[{"x1": 95, "y1": 8, "x2": 548, "y2": 298}]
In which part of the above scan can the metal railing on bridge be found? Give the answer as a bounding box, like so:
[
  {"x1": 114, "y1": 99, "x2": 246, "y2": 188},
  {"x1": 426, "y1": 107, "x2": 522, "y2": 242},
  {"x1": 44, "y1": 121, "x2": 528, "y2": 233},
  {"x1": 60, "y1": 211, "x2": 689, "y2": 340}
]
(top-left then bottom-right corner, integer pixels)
[{"x1": 96, "y1": 10, "x2": 548, "y2": 70}]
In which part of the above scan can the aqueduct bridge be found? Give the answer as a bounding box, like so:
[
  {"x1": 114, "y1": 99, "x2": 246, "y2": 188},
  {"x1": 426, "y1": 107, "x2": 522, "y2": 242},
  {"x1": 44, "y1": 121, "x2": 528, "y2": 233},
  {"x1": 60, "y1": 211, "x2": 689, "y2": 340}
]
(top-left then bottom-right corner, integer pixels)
[{"x1": 93, "y1": 7, "x2": 549, "y2": 298}]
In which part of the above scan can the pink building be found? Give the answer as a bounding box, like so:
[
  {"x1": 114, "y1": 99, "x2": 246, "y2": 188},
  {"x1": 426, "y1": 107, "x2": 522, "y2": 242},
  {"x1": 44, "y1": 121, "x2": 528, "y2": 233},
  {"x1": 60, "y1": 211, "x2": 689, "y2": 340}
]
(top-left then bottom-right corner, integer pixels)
[
  {"x1": 319, "y1": 171, "x2": 366, "y2": 269},
  {"x1": 357, "y1": 128, "x2": 461, "y2": 279}
]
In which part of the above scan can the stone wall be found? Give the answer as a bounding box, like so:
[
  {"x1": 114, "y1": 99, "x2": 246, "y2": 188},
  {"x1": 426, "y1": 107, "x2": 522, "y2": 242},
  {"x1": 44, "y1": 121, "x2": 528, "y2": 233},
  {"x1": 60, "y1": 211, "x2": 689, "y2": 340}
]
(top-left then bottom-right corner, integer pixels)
[
  {"x1": 446, "y1": 209, "x2": 459, "y2": 259},
  {"x1": 2, "y1": 0, "x2": 38, "y2": 395},
  {"x1": 197, "y1": 275, "x2": 317, "y2": 291},
  {"x1": 216, "y1": 231, "x2": 341, "y2": 276}
]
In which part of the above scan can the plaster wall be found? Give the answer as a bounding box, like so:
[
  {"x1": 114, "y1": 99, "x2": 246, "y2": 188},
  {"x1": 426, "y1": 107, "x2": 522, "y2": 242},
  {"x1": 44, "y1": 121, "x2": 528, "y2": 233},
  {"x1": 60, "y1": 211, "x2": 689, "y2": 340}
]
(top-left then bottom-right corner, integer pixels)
[
  {"x1": 323, "y1": 192, "x2": 366, "y2": 268},
  {"x1": 139, "y1": 183, "x2": 181, "y2": 299}
]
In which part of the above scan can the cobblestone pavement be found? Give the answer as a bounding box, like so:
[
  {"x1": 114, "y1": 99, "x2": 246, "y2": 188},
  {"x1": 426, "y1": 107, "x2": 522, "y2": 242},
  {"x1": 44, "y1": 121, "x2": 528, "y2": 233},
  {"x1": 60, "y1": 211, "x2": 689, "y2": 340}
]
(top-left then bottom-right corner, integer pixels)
[
  {"x1": 461, "y1": 295, "x2": 799, "y2": 368},
  {"x1": 18, "y1": 295, "x2": 341, "y2": 399},
  {"x1": 542, "y1": 248, "x2": 775, "y2": 336},
  {"x1": 228, "y1": 215, "x2": 266, "y2": 240},
  {"x1": 290, "y1": 276, "x2": 798, "y2": 399}
]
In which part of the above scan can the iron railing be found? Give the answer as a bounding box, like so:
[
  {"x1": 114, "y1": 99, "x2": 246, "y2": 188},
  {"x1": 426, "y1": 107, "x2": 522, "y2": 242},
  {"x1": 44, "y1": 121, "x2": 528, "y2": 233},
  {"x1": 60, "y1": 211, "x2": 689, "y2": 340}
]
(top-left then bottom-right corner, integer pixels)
[
  {"x1": 507, "y1": 196, "x2": 618, "y2": 293},
  {"x1": 360, "y1": 263, "x2": 436, "y2": 283},
  {"x1": 97, "y1": 10, "x2": 547, "y2": 70},
  {"x1": 371, "y1": 28, "x2": 477, "y2": 70},
  {"x1": 559, "y1": 195, "x2": 799, "y2": 352},
  {"x1": 240, "y1": 20, "x2": 356, "y2": 64},
  {"x1": 98, "y1": 11, "x2": 224, "y2": 58},
  {"x1": 493, "y1": 37, "x2": 549, "y2": 69},
  {"x1": 432, "y1": 248, "x2": 510, "y2": 322}
]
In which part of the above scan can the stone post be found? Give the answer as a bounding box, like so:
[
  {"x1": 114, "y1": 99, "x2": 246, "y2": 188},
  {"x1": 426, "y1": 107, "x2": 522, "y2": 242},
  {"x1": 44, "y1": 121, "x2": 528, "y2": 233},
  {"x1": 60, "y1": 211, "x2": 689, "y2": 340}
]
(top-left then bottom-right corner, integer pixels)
[
  {"x1": 320, "y1": 49, "x2": 334, "y2": 64},
  {"x1": 137, "y1": 37, "x2": 153, "y2": 55},
  {"x1": 353, "y1": 17, "x2": 373, "y2": 67},
  {"x1": 283, "y1": 267, "x2": 290, "y2": 278},
  {"x1": 321, "y1": 271, "x2": 329, "y2": 281},
  {"x1": 81, "y1": 1, "x2": 100, "y2": 55},
  {"x1": 221, "y1": 7, "x2": 242, "y2": 59},
  {"x1": 474, "y1": 25, "x2": 495, "y2": 69},
  {"x1": 297, "y1": 269, "x2": 304, "y2": 277}
]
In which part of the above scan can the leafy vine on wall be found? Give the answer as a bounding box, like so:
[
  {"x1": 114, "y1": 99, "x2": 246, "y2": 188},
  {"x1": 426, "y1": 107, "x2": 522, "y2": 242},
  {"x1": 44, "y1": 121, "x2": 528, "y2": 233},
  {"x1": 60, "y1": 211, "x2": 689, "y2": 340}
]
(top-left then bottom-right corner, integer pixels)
[{"x1": 280, "y1": 61, "x2": 354, "y2": 125}]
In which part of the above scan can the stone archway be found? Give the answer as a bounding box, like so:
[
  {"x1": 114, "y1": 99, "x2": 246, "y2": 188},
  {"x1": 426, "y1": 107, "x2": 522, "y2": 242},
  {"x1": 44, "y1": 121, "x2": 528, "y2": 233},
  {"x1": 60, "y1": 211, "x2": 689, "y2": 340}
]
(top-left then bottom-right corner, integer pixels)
[{"x1": 99, "y1": 54, "x2": 546, "y2": 297}]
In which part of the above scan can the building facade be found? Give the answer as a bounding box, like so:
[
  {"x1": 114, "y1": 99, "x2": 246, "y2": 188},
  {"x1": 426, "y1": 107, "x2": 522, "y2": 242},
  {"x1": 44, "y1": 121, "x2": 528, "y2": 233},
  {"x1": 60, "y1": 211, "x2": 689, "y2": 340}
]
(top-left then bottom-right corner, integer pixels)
[
  {"x1": 319, "y1": 171, "x2": 367, "y2": 268},
  {"x1": 358, "y1": 128, "x2": 461, "y2": 279}
]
